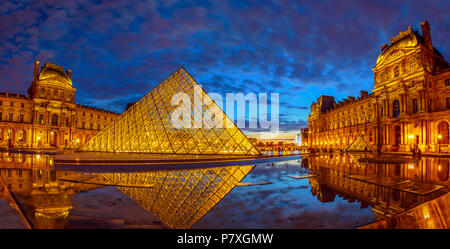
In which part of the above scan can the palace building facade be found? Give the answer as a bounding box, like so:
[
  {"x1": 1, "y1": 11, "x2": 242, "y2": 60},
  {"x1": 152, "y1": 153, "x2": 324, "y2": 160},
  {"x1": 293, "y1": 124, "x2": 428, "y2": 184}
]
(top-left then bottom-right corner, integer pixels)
[
  {"x1": 0, "y1": 61, "x2": 120, "y2": 150},
  {"x1": 302, "y1": 21, "x2": 450, "y2": 153}
]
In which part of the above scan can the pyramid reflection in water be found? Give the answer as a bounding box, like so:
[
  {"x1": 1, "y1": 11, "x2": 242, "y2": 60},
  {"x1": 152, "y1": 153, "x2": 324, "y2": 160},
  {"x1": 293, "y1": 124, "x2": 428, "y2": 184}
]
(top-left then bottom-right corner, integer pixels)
[
  {"x1": 101, "y1": 165, "x2": 254, "y2": 229},
  {"x1": 79, "y1": 67, "x2": 260, "y2": 156}
]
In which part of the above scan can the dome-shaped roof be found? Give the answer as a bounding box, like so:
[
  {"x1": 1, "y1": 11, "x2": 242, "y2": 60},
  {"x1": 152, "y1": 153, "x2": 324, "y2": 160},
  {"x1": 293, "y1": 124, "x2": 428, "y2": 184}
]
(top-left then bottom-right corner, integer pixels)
[{"x1": 38, "y1": 63, "x2": 72, "y2": 86}]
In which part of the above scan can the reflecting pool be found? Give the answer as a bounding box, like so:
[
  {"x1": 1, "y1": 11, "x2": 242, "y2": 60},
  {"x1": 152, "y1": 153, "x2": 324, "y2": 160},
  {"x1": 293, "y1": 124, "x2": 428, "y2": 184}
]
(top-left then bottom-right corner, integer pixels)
[{"x1": 0, "y1": 152, "x2": 449, "y2": 229}]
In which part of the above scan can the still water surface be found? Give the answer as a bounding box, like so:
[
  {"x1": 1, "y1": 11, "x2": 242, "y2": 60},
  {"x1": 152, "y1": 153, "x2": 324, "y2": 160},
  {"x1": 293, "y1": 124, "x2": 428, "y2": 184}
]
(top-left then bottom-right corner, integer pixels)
[{"x1": 0, "y1": 152, "x2": 448, "y2": 229}]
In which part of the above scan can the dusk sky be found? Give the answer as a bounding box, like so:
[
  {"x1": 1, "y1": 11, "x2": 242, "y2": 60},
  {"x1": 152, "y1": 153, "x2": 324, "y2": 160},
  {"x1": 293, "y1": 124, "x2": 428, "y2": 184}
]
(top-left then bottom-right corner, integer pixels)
[{"x1": 1, "y1": 0, "x2": 449, "y2": 139}]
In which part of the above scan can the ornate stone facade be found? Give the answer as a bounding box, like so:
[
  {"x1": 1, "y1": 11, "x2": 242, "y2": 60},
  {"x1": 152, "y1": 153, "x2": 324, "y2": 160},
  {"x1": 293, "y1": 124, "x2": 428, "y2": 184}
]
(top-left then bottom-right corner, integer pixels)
[
  {"x1": 0, "y1": 61, "x2": 120, "y2": 150},
  {"x1": 303, "y1": 21, "x2": 450, "y2": 153}
]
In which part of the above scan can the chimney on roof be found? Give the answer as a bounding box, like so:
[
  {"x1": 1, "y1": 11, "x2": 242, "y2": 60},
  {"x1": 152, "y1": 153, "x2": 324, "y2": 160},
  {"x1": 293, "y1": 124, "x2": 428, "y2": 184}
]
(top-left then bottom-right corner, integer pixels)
[
  {"x1": 66, "y1": 69, "x2": 72, "y2": 78},
  {"x1": 381, "y1": 44, "x2": 388, "y2": 52},
  {"x1": 33, "y1": 60, "x2": 39, "y2": 83},
  {"x1": 421, "y1": 20, "x2": 433, "y2": 50}
]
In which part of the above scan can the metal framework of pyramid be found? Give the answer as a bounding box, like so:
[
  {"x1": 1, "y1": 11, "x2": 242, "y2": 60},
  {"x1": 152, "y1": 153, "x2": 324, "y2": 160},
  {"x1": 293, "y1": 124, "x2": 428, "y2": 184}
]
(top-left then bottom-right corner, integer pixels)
[
  {"x1": 345, "y1": 135, "x2": 373, "y2": 153},
  {"x1": 64, "y1": 139, "x2": 81, "y2": 150},
  {"x1": 101, "y1": 165, "x2": 254, "y2": 228},
  {"x1": 78, "y1": 67, "x2": 261, "y2": 156}
]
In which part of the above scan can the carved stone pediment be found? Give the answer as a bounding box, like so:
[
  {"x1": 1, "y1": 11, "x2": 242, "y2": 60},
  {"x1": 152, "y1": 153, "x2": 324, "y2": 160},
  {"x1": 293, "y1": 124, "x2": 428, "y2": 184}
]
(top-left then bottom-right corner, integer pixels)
[{"x1": 385, "y1": 49, "x2": 405, "y2": 62}]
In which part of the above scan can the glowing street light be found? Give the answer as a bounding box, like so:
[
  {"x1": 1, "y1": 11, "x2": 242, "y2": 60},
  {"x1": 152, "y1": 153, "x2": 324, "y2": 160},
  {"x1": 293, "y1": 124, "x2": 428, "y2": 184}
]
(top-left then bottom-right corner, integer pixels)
[{"x1": 438, "y1": 134, "x2": 443, "y2": 153}]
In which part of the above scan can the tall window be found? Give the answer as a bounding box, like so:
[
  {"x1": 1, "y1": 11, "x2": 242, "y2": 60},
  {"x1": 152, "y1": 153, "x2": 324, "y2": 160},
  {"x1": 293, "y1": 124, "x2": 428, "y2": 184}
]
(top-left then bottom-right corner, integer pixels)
[
  {"x1": 410, "y1": 58, "x2": 416, "y2": 72},
  {"x1": 51, "y1": 114, "x2": 58, "y2": 126},
  {"x1": 413, "y1": 98, "x2": 418, "y2": 113},
  {"x1": 437, "y1": 121, "x2": 449, "y2": 144},
  {"x1": 8, "y1": 113, "x2": 13, "y2": 122},
  {"x1": 18, "y1": 130, "x2": 25, "y2": 142},
  {"x1": 66, "y1": 117, "x2": 70, "y2": 127},
  {"x1": 393, "y1": 100, "x2": 400, "y2": 118},
  {"x1": 394, "y1": 66, "x2": 399, "y2": 77},
  {"x1": 19, "y1": 114, "x2": 24, "y2": 123},
  {"x1": 446, "y1": 79, "x2": 450, "y2": 86},
  {"x1": 447, "y1": 97, "x2": 450, "y2": 109},
  {"x1": 39, "y1": 114, "x2": 44, "y2": 124}
]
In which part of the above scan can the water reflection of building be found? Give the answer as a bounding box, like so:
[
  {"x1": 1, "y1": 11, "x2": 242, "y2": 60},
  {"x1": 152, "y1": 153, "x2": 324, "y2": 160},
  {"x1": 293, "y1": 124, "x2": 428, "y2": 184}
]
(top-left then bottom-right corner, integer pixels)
[
  {"x1": 0, "y1": 61, "x2": 120, "y2": 150},
  {"x1": 0, "y1": 153, "x2": 100, "y2": 228},
  {"x1": 361, "y1": 191, "x2": 450, "y2": 229},
  {"x1": 102, "y1": 165, "x2": 254, "y2": 229},
  {"x1": 303, "y1": 21, "x2": 450, "y2": 153},
  {"x1": 0, "y1": 152, "x2": 254, "y2": 229},
  {"x1": 307, "y1": 154, "x2": 449, "y2": 220}
]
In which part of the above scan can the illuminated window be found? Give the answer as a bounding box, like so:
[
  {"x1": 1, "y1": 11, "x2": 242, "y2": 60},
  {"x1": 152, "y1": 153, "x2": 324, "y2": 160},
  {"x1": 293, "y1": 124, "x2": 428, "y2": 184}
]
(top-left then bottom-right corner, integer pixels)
[{"x1": 437, "y1": 122, "x2": 449, "y2": 144}]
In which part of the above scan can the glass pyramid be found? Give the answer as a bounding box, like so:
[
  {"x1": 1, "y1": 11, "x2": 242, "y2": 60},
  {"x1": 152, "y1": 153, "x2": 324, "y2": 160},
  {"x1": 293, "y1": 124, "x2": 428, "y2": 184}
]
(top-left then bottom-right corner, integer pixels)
[
  {"x1": 100, "y1": 165, "x2": 254, "y2": 229},
  {"x1": 345, "y1": 135, "x2": 373, "y2": 153},
  {"x1": 79, "y1": 67, "x2": 261, "y2": 156}
]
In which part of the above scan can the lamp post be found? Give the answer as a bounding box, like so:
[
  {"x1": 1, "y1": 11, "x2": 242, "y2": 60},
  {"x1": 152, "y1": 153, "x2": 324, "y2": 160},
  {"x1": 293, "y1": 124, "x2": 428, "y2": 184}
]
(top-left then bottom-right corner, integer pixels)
[
  {"x1": 408, "y1": 134, "x2": 414, "y2": 153},
  {"x1": 438, "y1": 134, "x2": 442, "y2": 154}
]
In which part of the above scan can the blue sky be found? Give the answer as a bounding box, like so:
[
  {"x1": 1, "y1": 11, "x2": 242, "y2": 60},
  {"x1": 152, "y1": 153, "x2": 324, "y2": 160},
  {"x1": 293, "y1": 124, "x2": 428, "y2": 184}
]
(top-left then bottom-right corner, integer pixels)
[{"x1": 0, "y1": 0, "x2": 449, "y2": 138}]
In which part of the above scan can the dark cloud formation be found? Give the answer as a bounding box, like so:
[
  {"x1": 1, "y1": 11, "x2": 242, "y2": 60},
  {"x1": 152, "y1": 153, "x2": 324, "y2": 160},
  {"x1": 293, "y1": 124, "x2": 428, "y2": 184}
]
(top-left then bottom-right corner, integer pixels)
[{"x1": 0, "y1": 0, "x2": 449, "y2": 136}]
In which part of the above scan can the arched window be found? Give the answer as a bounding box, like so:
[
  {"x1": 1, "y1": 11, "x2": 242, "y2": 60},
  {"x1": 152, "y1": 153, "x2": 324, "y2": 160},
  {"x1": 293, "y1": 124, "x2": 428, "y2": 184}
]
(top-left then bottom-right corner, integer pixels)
[
  {"x1": 51, "y1": 114, "x2": 58, "y2": 126},
  {"x1": 437, "y1": 121, "x2": 449, "y2": 144},
  {"x1": 393, "y1": 100, "x2": 400, "y2": 118},
  {"x1": 40, "y1": 88, "x2": 45, "y2": 97}
]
